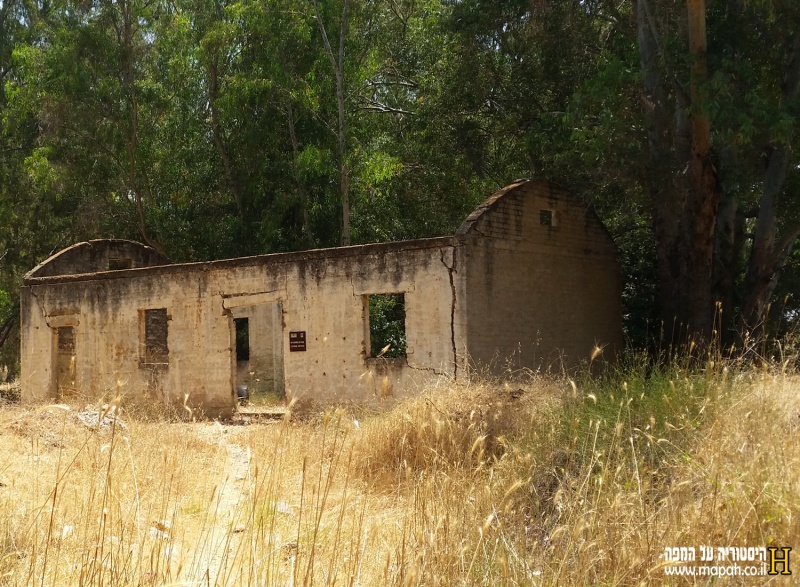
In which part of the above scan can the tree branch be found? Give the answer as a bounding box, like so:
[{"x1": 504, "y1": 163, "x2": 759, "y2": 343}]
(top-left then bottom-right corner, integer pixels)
[
  {"x1": 0, "y1": 303, "x2": 19, "y2": 350},
  {"x1": 312, "y1": 0, "x2": 339, "y2": 73},
  {"x1": 359, "y1": 98, "x2": 413, "y2": 116},
  {"x1": 770, "y1": 224, "x2": 800, "y2": 268}
]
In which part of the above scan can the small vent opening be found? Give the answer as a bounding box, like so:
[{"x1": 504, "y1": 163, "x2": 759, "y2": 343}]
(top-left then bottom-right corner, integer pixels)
[{"x1": 109, "y1": 257, "x2": 132, "y2": 270}]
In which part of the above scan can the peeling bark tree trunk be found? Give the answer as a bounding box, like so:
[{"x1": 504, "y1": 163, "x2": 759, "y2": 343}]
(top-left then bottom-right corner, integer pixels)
[
  {"x1": 637, "y1": 0, "x2": 719, "y2": 343},
  {"x1": 684, "y1": 0, "x2": 719, "y2": 339},
  {"x1": 639, "y1": 0, "x2": 800, "y2": 345}
]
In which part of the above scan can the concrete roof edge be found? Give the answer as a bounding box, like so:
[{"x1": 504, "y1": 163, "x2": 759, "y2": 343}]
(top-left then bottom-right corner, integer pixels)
[
  {"x1": 24, "y1": 239, "x2": 168, "y2": 281},
  {"x1": 22, "y1": 236, "x2": 461, "y2": 286}
]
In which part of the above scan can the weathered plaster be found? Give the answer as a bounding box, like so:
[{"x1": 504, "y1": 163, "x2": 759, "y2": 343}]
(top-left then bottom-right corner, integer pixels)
[{"x1": 20, "y1": 180, "x2": 624, "y2": 416}]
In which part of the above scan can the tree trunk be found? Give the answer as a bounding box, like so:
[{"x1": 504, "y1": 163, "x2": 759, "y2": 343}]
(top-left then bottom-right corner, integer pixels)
[
  {"x1": 0, "y1": 303, "x2": 18, "y2": 349},
  {"x1": 684, "y1": 0, "x2": 719, "y2": 340},
  {"x1": 119, "y1": 0, "x2": 163, "y2": 254},
  {"x1": 740, "y1": 31, "x2": 800, "y2": 335},
  {"x1": 286, "y1": 98, "x2": 314, "y2": 247},
  {"x1": 637, "y1": 0, "x2": 684, "y2": 341},
  {"x1": 313, "y1": 0, "x2": 351, "y2": 246},
  {"x1": 713, "y1": 147, "x2": 745, "y2": 343},
  {"x1": 637, "y1": 0, "x2": 719, "y2": 344},
  {"x1": 334, "y1": 0, "x2": 351, "y2": 246},
  {"x1": 208, "y1": 53, "x2": 244, "y2": 218}
]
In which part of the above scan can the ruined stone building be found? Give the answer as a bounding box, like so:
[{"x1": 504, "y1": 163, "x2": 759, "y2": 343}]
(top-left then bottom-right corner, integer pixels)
[{"x1": 20, "y1": 180, "x2": 624, "y2": 416}]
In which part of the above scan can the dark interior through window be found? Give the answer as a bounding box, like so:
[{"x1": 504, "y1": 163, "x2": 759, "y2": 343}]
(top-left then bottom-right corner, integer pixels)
[
  {"x1": 144, "y1": 308, "x2": 169, "y2": 363},
  {"x1": 235, "y1": 317, "x2": 250, "y2": 362},
  {"x1": 109, "y1": 257, "x2": 132, "y2": 270}
]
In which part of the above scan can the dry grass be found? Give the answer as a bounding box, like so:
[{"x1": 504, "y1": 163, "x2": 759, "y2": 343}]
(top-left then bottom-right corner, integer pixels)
[{"x1": 0, "y1": 365, "x2": 798, "y2": 586}]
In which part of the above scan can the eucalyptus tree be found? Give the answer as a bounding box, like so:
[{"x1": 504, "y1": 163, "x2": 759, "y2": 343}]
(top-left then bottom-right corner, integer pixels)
[
  {"x1": 0, "y1": 0, "x2": 65, "y2": 369},
  {"x1": 632, "y1": 0, "x2": 800, "y2": 343},
  {"x1": 426, "y1": 0, "x2": 800, "y2": 346},
  {"x1": 9, "y1": 0, "x2": 172, "y2": 253}
]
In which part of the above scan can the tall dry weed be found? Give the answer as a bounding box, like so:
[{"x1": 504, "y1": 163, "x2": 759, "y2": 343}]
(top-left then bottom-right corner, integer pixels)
[
  {"x1": 351, "y1": 379, "x2": 558, "y2": 485},
  {"x1": 0, "y1": 364, "x2": 798, "y2": 586}
]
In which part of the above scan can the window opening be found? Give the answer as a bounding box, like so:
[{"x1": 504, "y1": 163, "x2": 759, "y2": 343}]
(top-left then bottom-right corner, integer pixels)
[
  {"x1": 109, "y1": 257, "x2": 132, "y2": 270},
  {"x1": 367, "y1": 293, "x2": 406, "y2": 358},
  {"x1": 143, "y1": 308, "x2": 169, "y2": 364},
  {"x1": 540, "y1": 209, "x2": 553, "y2": 226},
  {"x1": 234, "y1": 318, "x2": 250, "y2": 362}
]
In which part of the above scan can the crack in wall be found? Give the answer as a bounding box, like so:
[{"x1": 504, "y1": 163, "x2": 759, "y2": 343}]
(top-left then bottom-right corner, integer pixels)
[
  {"x1": 28, "y1": 288, "x2": 48, "y2": 320},
  {"x1": 439, "y1": 248, "x2": 458, "y2": 379},
  {"x1": 221, "y1": 289, "x2": 281, "y2": 300},
  {"x1": 404, "y1": 359, "x2": 445, "y2": 377}
]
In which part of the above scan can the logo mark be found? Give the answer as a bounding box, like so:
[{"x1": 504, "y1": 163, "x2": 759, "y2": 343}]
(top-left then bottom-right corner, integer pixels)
[{"x1": 767, "y1": 547, "x2": 792, "y2": 576}]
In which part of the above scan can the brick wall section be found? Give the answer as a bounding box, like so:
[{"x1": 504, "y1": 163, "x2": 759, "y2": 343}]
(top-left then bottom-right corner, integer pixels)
[{"x1": 459, "y1": 180, "x2": 623, "y2": 372}]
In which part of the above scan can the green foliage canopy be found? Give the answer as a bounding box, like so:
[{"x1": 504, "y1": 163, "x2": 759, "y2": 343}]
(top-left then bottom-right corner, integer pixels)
[{"x1": 0, "y1": 0, "x2": 799, "y2": 369}]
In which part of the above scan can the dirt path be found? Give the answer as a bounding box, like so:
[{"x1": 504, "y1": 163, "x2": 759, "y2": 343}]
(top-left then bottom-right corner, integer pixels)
[{"x1": 187, "y1": 425, "x2": 254, "y2": 585}]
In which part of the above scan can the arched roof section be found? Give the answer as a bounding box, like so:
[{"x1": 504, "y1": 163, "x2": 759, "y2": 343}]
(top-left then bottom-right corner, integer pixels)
[
  {"x1": 455, "y1": 178, "x2": 616, "y2": 252},
  {"x1": 25, "y1": 239, "x2": 170, "y2": 279},
  {"x1": 456, "y1": 179, "x2": 530, "y2": 236}
]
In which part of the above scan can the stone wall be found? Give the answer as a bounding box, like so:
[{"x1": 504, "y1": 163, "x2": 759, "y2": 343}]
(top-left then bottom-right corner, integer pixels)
[
  {"x1": 21, "y1": 238, "x2": 463, "y2": 416},
  {"x1": 20, "y1": 179, "x2": 624, "y2": 414}
]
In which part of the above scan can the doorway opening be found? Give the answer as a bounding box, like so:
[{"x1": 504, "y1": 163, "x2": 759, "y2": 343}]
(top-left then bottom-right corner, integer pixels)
[
  {"x1": 230, "y1": 302, "x2": 284, "y2": 405},
  {"x1": 234, "y1": 318, "x2": 250, "y2": 362}
]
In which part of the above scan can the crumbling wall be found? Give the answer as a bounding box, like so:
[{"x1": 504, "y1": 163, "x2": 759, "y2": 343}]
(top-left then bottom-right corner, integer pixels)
[
  {"x1": 19, "y1": 179, "x2": 624, "y2": 413},
  {"x1": 21, "y1": 238, "x2": 464, "y2": 414}
]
